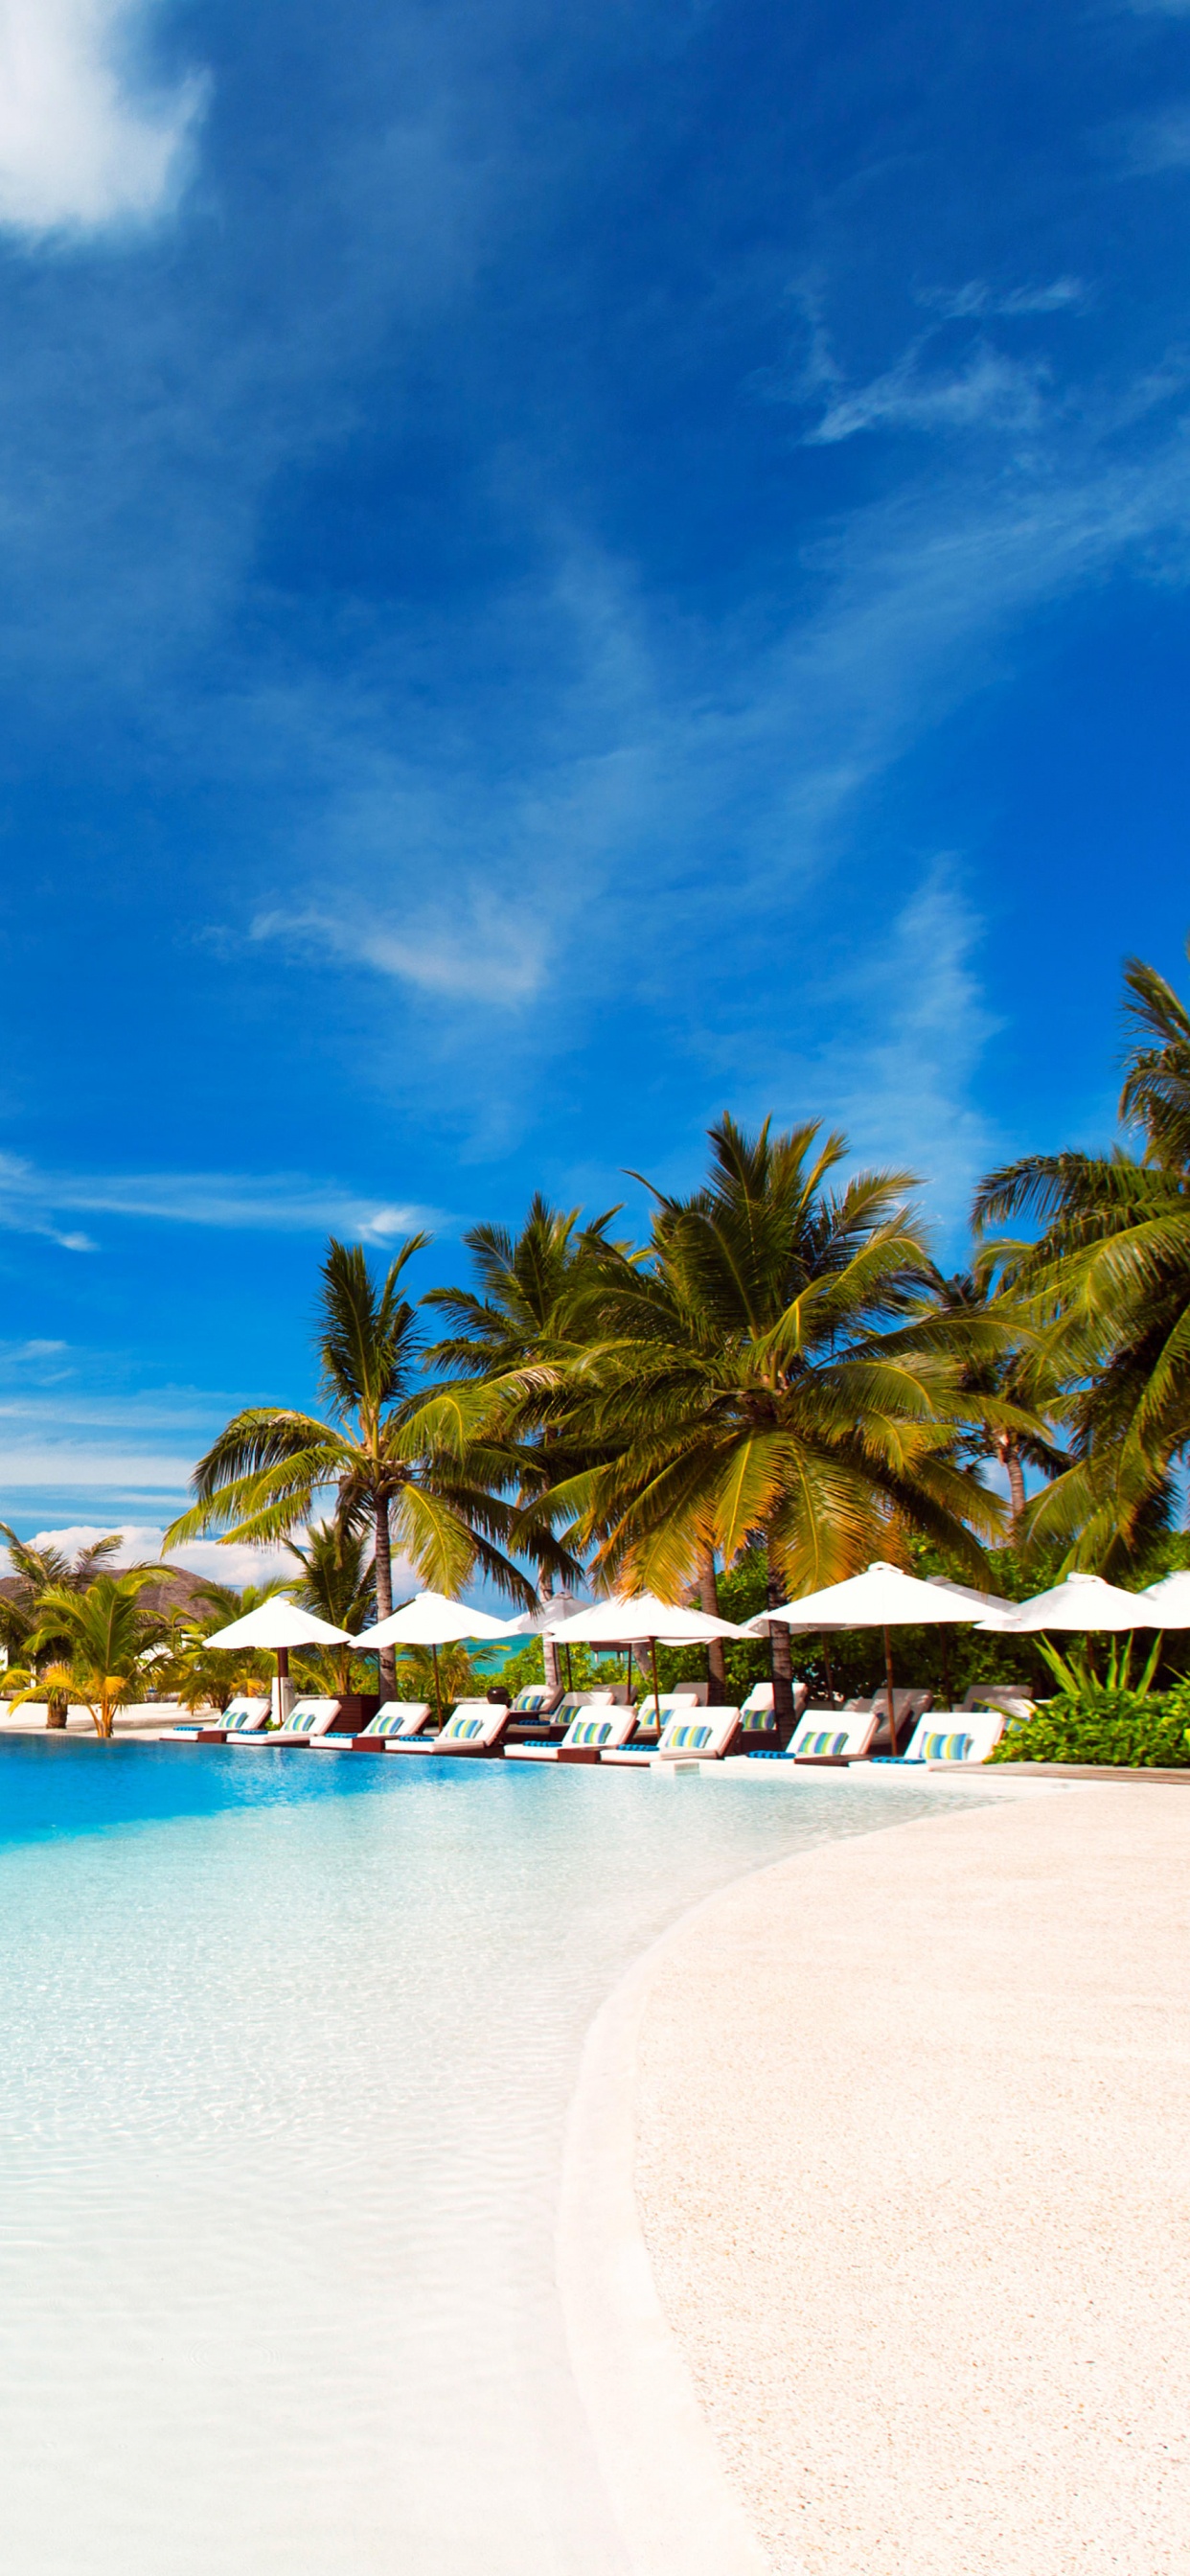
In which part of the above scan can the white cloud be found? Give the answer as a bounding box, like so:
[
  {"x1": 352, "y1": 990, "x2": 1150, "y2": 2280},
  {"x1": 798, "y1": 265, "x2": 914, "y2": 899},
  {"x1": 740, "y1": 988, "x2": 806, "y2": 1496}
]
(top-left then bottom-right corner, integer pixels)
[
  {"x1": 807, "y1": 342, "x2": 1049, "y2": 445},
  {"x1": 0, "y1": 1151, "x2": 432, "y2": 1247},
  {"x1": 0, "y1": 0, "x2": 204, "y2": 237},
  {"x1": 5, "y1": 1522, "x2": 291, "y2": 1590},
  {"x1": 251, "y1": 898, "x2": 548, "y2": 1005},
  {"x1": 1113, "y1": 103, "x2": 1190, "y2": 173}
]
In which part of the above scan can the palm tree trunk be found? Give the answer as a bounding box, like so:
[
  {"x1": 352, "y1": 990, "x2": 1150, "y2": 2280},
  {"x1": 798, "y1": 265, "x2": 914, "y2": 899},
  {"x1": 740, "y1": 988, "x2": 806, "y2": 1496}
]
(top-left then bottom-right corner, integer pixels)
[
  {"x1": 998, "y1": 1432, "x2": 1026, "y2": 1533},
  {"x1": 539, "y1": 1571, "x2": 561, "y2": 1697},
  {"x1": 766, "y1": 1540, "x2": 795, "y2": 1736},
  {"x1": 374, "y1": 1500, "x2": 397, "y2": 1702},
  {"x1": 697, "y1": 1545, "x2": 726, "y2": 1692}
]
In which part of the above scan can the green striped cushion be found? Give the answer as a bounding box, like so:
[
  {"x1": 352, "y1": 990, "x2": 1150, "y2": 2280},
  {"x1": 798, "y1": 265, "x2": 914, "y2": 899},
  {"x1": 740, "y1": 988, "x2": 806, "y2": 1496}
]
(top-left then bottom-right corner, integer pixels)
[
  {"x1": 372, "y1": 1710, "x2": 411, "y2": 1736},
  {"x1": 513, "y1": 1688, "x2": 551, "y2": 1714},
  {"x1": 666, "y1": 1720, "x2": 712, "y2": 1750},
  {"x1": 442, "y1": 1714, "x2": 487, "y2": 1740},
  {"x1": 285, "y1": 1704, "x2": 321, "y2": 1733},
  {"x1": 223, "y1": 1707, "x2": 259, "y2": 1732},
  {"x1": 920, "y1": 1730, "x2": 973, "y2": 1762},
  {"x1": 794, "y1": 1729, "x2": 850, "y2": 1757}
]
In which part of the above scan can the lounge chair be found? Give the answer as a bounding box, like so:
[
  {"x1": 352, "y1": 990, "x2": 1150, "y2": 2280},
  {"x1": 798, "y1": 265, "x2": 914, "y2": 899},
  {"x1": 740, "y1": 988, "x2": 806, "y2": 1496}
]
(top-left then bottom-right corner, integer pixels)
[
  {"x1": 311, "y1": 1700, "x2": 432, "y2": 1751},
  {"x1": 602, "y1": 1705, "x2": 744, "y2": 1767},
  {"x1": 738, "y1": 1679, "x2": 809, "y2": 1743},
  {"x1": 629, "y1": 1689, "x2": 703, "y2": 1741},
  {"x1": 171, "y1": 1695, "x2": 270, "y2": 1743},
  {"x1": 864, "y1": 1688, "x2": 933, "y2": 1755},
  {"x1": 960, "y1": 1685, "x2": 1036, "y2": 1720},
  {"x1": 508, "y1": 1686, "x2": 561, "y2": 1718},
  {"x1": 902, "y1": 1710, "x2": 1005, "y2": 1765},
  {"x1": 788, "y1": 1707, "x2": 880, "y2": 1762},
  {"x1": 505, "y1": 1704, "x2": 640, "y2": 1765},
  {"x1": 385, "y1": 1698, "x2": 513, "y2": 1758},
  {"x1": 226, "y1": 1696, "x2": 344, "y2": 1747}
]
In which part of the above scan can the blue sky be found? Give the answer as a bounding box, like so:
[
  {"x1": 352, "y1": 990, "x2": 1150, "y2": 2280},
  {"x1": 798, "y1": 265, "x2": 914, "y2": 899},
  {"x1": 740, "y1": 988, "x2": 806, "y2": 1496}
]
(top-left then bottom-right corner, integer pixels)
[{"x1": 1, "y1": 0, "x2": 1189, "y2": 1564}]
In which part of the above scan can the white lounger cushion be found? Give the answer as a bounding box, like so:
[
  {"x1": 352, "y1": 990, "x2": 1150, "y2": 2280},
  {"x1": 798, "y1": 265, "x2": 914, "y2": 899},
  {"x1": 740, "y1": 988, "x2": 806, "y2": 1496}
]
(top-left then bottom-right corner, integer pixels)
[
  {"x1": 903, "y1": 1710, "x2": 1005, "y2": 1764},
  {"x1": 655, "y1": 1705, "x2": 742, "y2": 1760}
]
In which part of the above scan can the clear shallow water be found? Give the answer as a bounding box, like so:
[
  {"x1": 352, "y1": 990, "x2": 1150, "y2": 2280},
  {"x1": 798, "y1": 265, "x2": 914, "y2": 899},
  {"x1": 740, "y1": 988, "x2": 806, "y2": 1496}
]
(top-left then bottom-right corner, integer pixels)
[{"x1": 0, "y1": 1741, "x2": 957, "y2": 2573}]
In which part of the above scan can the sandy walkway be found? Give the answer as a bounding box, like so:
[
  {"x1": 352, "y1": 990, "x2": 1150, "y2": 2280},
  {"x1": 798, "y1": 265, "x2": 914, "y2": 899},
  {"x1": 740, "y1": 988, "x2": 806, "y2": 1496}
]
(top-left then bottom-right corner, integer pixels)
[{"x1": 634, "y1": 1783, "x2": 1190, "y2": 2575}]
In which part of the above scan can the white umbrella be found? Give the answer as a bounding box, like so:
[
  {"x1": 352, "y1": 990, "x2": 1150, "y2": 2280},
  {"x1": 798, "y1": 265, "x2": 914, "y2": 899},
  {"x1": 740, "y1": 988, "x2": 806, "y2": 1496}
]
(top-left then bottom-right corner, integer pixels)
[
  {"x1": 1139, "y1": 1570, "x2": 1190, "y2": 1628},
  {"x1": 756, "y1": 1560, "x2": 1014, "y2": 1755},
  {"x1": 204, "y1": 1596, "x2": 354, "y2": 1722},
  {"x1": 497, "y1": 1594, "x2": 592, "y2": 1637},
  {"x1": 980, "y1": 1571, "x2": 1148, "y2": 1633},
  {"x1": 926, "y1": 1574, "x2": 1017, "y2": 1628},
  {"x1": 355, "y1": 1590, "x2": 515, "y2": 1722},
  {"x1": 548, "y1": 1592, "x2": 752, "y2": 1712}
]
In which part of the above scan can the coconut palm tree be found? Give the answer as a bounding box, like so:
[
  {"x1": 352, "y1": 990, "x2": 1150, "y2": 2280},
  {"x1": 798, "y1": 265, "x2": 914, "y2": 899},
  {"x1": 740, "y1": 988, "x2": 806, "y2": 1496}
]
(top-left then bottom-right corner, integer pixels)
[
  {"x1": 159, "y1": 1577, "x2": 287, "y2": 1715},
  {"x1": 0, "y1": 1528, "x2": 128, "y2": 1726},
  {"x1": 922, "y1": 1263, "x2": 1066, "y2": 1535},
  {"x1": 8, "y1": 1569, "x2": 170, "y2": 1738},
  {"x1": 538, "y1": 1116, "x2": 1018, "y2": 1721},
  {"x1": 973, "y1": 940, "x2": 1190, "y2": 1570},
  {"x1": 422, "y1": 1195, "x2": 623, "y2": 1689},
  {"x1": 164, "y1": 1235, "x2": 549, "y2": 1698}
]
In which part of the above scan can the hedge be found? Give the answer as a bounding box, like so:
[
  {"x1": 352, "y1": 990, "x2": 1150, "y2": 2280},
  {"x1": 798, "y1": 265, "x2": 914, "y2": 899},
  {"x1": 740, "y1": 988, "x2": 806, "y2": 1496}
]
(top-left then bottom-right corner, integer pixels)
[{"x1": 990, "y1": 1686, "x2": 1190, "y2": 1769}]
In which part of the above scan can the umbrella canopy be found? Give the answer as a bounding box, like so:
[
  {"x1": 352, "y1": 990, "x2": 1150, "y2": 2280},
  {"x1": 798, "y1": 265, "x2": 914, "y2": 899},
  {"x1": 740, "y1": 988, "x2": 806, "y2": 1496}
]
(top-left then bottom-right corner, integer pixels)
[
  {"x1": 497, "y1": 1594, "x2": 592, "y2": 1638},
  {"x1": 1139, "y1": 1570, "x2": 1190, "y2": 1628},
  {"x1": 981, "y1": 1571, "x2": 1148, "y2": 1634},
  {"x1": 205, "y1": 1598, "x2": 353, "y2": 1650},
  {"x1": 756, "y1": 1561, "x2": 1010, "y2": 1632},
  {"x1": 548, "y1": 1593, "x2": 751, "y2": 1644},
  {"x1": 926, "y1": 1575, "x2": 1017, "y2": 1629},
  {"x1": 355, "y1": 1589, "x2": 515, "y2": 1650}
]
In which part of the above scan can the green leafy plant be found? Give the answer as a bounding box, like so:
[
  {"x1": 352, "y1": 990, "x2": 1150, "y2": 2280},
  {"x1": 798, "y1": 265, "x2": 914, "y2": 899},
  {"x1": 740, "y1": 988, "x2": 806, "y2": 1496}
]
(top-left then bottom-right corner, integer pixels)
[{"x1": 991, "y1": 1686, "x2": 1190, "y2": 1769}]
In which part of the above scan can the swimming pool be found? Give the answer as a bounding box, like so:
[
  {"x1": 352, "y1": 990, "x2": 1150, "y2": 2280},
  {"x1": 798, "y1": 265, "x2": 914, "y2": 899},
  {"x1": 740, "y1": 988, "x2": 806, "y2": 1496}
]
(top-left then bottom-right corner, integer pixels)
[{"x1": 0, "y1": 1742, "x2": 958, "y2": 2573}]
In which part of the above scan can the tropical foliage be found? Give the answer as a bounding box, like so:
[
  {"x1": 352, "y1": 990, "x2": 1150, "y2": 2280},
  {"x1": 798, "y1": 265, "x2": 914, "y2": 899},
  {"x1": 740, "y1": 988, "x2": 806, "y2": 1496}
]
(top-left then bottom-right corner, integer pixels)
[
  {"x1": 991, "y1": 1688, "x2": 1190, "y2": 1769},
  {"x1": 6, "y1": 1569, "x2": 171, "y2": 1738}
]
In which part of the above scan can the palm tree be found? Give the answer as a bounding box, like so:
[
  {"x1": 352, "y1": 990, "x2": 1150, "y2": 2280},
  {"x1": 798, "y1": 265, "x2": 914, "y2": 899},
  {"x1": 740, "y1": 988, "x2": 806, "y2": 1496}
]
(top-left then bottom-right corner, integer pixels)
[
  {"x1": 8, "y1": 1570, "x2": 169, "y2": 1737},
  {"x1": 422, "y1": 1194, "x2": 622, "y2": 1688},
  {"x1": 165, "y1": 1235, "x2": 545, "y2": 1697},
  {"x1": 539, "y1": 1116, "x2": 1017, "y2": 1722},
  {"x1": 0, "y1": 1528, "x2": 127, "y2": 1727},
  {"x1": 159, "y1": 1577, "x2": 287, "y2": 1715},
  {"x1": 923, "y1": 1263, "x2": 1065, "y2": 1535},
  {"x1": 285, "y1": 1517, "x2": 375, "y2": 1695},
  {"x1": 973, "y1": 940, "x2": 1190, "y2": 1571}
]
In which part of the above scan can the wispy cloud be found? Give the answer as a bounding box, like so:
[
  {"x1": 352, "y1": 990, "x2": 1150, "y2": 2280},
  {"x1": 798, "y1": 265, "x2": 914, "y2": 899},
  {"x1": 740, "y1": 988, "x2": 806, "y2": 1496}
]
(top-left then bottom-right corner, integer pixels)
[
  {"x1": 0, "y1": 1153, "x2": 433, "y2": 1248},
  {"x1": 1111, "y1": 101, "x2": 1190, "y2": 173},
  {"x1": 806, "y1": 340, "x2": 1050, "y2": 445},
  {"x1": 916, "y1": 279, "x2": 1087, "y2": 320},
  {"x1": 0, "y1": 0, "x2": 205, "y2": 236},
  {"x1": 250, "y1": 899, "x2": 548, "y2": 1004}
]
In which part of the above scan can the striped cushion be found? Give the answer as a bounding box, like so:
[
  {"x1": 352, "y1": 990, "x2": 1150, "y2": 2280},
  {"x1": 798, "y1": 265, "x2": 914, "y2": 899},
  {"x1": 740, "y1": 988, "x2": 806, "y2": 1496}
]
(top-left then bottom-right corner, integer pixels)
[
  {"x1": 793, "y1": 1729, "x2": 850, "y2": 1758},
  {"x1": 373, "y1": 1710, "x2": 411, "y2": 1736},
  {"x1": 442, "y1": 1714, "x2": 487, "y2": 1741},
  {"x1": 285, "y1": 1705, "x2": 321, "y2": 1734},
  {"x1": 666, "y1": 1720, "x2": 712, "y2": 1751},
  {"x1": 920, "y1": 1730, "x2": 973, "y2": 1762},
  {"x1": 568, "y1": 1716, "x2": 615, "y2": 1746},
  {"x1": 741, "y1": 1711, "x2": 777, "y2": 1733},
  {"x1": 513, "y1": 1688, "x2": 551, "y2": 1714},
  {"x1": 223, "y1": 1707, "x2": 259, "y2": 1732}
]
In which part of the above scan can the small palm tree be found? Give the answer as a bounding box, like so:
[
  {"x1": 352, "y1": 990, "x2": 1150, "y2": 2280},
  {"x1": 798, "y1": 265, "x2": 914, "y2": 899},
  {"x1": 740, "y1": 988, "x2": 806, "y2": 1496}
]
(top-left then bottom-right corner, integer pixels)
[
  {"x1": 165, "y1": 1235, "x2": 543, "y2": 1698},
  {"x1": 8, "y1": 1570, "x2": 170, "y2": 1737},
  {"x1": 285, "y1": 1518, "x2": 375, "y2": 1695},
  {"x1": 538, "y1": 1116, "x2": 1018, "y2": 1721},
  {"x1": 159, "y1": 1579, "x2": 286, "y2": 1714},
  {"x1": 0, "y1": 1527, "x2": 128, "y2": 1727}
]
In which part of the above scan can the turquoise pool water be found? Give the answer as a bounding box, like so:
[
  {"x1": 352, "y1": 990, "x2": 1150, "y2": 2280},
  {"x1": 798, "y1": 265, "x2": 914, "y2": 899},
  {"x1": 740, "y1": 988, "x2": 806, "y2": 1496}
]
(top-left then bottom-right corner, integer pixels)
[{"x1": 0, "y1": 1742, "x2": 958, "y2": 2573}]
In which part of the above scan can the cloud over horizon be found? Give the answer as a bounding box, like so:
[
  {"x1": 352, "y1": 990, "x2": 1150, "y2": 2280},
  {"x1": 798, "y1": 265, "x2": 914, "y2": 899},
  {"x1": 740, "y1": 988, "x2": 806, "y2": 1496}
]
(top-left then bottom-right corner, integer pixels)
[{"x1": 0, "y1": 0, "x2": 204, "y2": 235}]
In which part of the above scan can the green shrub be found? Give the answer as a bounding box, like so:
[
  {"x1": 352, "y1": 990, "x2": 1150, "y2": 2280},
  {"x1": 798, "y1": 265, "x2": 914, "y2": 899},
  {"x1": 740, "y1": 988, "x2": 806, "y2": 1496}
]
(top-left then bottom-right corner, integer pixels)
[{"x1": 991, "y1": 1686, "x2": 1190, "y2": 1769}]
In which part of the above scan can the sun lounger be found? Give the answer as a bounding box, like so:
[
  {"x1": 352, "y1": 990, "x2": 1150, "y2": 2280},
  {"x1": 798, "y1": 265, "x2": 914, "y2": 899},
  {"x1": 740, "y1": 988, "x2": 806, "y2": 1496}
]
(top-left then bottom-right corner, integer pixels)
[
  {"x1": 902, "y1": 1710, "x2": 1005, "y2": 1764},
  {"x1": 738, "y1": 1678, "x2": 809, "y2": 1743},
  {"x1": 385, "y1": 1698, "x2": 513, "y2": 1758},
  {"x1": 505, "y1": 1688, "x2": 616, "y2": 1746},
  {"x1": 171, "y1": 1695, "x2": 270, "y2": 1743},
  {"x1": 783, "y1": 1707, "x2": 881, "y2": 1762},
  {"x1": 505, "y1": 1704, "x2": 640, "y2": 1764},
  {"x1": 311, "y1": 1700, "x2": 432, "y2": 1751},
  {"x1": 864, "y1": 1687, "x2": 933, "y2": 1755},
  {"x1": 629, "y1": 1690, "x2": 702, "y2": 1741},
  {"x1": 602, "y1": 1705, "x2": 744, "y2": 1767},
  {"x1": 226, "y1": 1696, "x2": 343, "y2": 1747}
]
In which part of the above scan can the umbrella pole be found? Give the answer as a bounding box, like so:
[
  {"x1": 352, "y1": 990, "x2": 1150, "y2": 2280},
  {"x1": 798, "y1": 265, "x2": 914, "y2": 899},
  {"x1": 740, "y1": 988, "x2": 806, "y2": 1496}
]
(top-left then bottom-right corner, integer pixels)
[
  {"x1": 431, "y1": 1642, "x2": 442, "y2": 1729},
  {"x1": 565, "y1": 1644, "x2": 574, "y2": 1690},
  {"x1": 276, "y1": 1645, "x2": 289, "y2": 1728},
  {"x1": 940, "y1": 1627, "x2": 951, "y2": 1709},
  {"x1": 822, "y1": 1637, "x2": 835, "y2": 1706},
  {"x1": 650, "y1": 1636, "x2": 661, "y2": 1723},
  {"x1": 883, "y1": 1625, "x2": 898, "y2": 1758}
]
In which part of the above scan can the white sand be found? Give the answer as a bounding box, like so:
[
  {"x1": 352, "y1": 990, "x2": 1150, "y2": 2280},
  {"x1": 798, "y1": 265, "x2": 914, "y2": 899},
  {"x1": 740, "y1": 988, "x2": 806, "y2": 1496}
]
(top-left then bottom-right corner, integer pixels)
[{"x1": 634, "y1": 1782, "x2": 1190, "y2": 2575}]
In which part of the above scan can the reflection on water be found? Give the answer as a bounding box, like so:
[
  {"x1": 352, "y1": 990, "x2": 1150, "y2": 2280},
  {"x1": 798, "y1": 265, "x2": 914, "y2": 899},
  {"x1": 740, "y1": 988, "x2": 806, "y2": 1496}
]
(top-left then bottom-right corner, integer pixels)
[{"x1": 0, "y1": 1743, "x2": 955, "y2": 2573}]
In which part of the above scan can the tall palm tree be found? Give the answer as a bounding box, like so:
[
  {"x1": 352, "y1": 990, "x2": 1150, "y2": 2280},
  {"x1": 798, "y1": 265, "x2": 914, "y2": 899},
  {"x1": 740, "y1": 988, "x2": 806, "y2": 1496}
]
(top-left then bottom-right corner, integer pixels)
[
  {"x1": 422, "y1": 1195, "x2": 622, "y2": 1690},
  {"x1": 923, "y1": 1263, "x2": 1065, "y2": 1535},
  {"x1": 973, "y1": 940, "x2": 1190, "y2": 1570},
  {"x1": 9, "y1": 1569, "x2": 168, "y2": 1738},
  {"x1": 165, "y1": 1235, "x2": 545, "y2": 1697},
  {"x1": 539, "y1": 1116, "x2": 1017, "y2": 1721}
]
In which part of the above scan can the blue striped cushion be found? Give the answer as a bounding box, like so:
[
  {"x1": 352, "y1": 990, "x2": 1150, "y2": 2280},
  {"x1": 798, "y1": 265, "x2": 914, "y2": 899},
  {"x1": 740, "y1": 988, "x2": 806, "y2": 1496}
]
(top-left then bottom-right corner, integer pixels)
[
  {"x1": 920, "y1": 1730, "x2": 973, "y2": 1762},
  {"x1": 285, "y1": 1705, "x2": 321, "y2": 1733},
  {"x1": 223, "y1": 1707, "x2": 258, "y2": 1732},
  {"x1": 666, "y1": 1720, "x2": 712, "y2": 1750},
  {"x1": 442, "y1": 1714, "x2": 486, "y2": 1741},
  {"x1": 513, "y1": 1688, "x2": 550, "y2": 1714},
  {"x1": 372, "y1": 1710, "x2": 411, "y2": 1736},
  {"x1": 741, "y1": 1711, "x2": 776, "y2": 1732},
  {"x1": 794, "y1": 1730, "x2": 850, "y2": 1758},
  {"x1": 568, "y1": 1716, "x2": 615, "y2": 1746}
]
